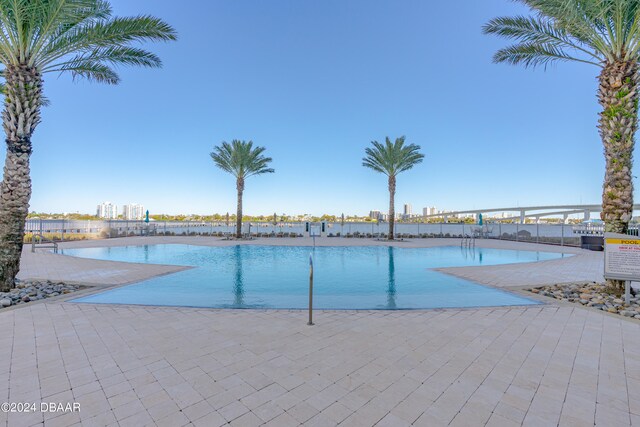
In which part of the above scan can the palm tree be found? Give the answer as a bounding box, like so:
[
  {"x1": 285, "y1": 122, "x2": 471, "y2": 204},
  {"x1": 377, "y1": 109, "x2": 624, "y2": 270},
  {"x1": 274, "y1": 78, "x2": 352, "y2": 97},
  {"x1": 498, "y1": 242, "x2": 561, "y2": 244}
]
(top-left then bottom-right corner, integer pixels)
[
  {"x1": 210, "y1": 140, "x2": 274, "y2": 239},
  {"x1": 484, "y1": 1, "x2": 640, "y2": 291},
  {"x1": 362, "y1": 136, "x2": 424, "y2": 240},
  {"x1": 0, "y1": 0, "x2": 176, "y2": 292}
]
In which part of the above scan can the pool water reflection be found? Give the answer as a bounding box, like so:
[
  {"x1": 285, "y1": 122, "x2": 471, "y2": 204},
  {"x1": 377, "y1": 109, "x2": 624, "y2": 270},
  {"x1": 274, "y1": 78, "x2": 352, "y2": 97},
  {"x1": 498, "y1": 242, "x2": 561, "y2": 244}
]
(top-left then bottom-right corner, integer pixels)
[{"x1": 68, "y1": 244, "x2": 565, "y2": 309}]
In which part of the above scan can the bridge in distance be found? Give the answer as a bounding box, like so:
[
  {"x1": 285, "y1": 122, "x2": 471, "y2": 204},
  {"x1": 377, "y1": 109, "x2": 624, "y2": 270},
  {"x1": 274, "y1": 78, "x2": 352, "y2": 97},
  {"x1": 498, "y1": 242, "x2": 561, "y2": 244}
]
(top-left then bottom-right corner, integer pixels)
[{"x1": 421, "y1": 204, "x2": 640, "y2": 224}]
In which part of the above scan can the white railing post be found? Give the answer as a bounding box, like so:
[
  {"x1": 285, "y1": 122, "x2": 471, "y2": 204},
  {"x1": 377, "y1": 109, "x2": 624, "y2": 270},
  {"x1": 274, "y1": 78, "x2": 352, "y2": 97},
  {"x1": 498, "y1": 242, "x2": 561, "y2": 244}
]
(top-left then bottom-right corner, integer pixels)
[{"x1": 308, "y1": 253, "x2": 314, "y2": 326}]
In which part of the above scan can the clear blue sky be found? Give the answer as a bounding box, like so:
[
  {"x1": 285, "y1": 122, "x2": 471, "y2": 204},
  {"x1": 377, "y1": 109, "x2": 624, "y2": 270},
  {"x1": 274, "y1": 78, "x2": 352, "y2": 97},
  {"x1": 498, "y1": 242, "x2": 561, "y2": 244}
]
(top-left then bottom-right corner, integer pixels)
[{"x1": 21, "y1": 0, "x2": 619, "y2": 216}]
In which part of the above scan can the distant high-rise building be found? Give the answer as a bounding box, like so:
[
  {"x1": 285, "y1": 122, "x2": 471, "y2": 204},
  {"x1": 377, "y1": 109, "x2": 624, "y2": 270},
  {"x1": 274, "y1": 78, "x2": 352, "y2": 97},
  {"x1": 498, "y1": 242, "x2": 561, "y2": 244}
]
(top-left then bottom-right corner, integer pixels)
[
  {"x1": 403, "y1": 204, "x2": 412, "y2": 216},
  {"x1": 97, "y1": 202, "x2": 118, "y2": 219},
  {"x1": 123, "y1": 203, "x2": 145, "y2": 220},
  {"x1": 422, "y1": 206, "x2": 437, "y2": 217},
  {"x1": 369, "y1": 210, "x2": 382, "y2": 220}
]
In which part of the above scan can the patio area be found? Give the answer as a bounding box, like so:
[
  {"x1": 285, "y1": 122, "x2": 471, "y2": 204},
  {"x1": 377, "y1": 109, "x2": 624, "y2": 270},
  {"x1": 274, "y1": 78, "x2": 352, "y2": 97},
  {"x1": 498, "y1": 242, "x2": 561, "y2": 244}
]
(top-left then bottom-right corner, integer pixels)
[{"x1": 2, "y1": 237, "x2": 636, "y2": 427}]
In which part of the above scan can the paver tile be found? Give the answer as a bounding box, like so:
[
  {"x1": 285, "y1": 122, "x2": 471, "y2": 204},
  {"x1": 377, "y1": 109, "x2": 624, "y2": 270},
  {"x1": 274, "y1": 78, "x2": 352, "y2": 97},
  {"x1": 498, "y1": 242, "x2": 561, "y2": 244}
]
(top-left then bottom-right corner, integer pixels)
[{"x1": 1, "y1": 238, "x2": 634, "y2": 426}]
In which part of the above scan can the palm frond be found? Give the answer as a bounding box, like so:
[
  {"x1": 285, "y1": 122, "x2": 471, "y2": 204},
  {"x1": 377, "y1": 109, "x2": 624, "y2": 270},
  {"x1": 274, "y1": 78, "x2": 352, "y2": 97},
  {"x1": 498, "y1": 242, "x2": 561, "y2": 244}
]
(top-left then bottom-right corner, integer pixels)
[
  {"x1": 38, "y1": 15, "x2": 176, "y2": 68},
  {"x1": 28, "y1": 0, "x2": 113, "y2": 62},
  {"x1": 362, "y1": 136, "x2": 424, "y2": 178},
  {"x1": 44, "y1": 46, "x2": 162, "y2": 80},
  {"x1": 210, "y1": 140, "x2": 275, "y2": 180},
  {"x1": 483, "y1": 14, "x2": 602, "y2": 67},
  {"x1": 0, "y1": 0, "x2": 177, "y2": 87},
  {"x1": 486, "y1": 0, "x2": 640, "y2": 66},
  {"x1": 493, "y1": 41, "x2": 600, "y2": 68},
  {"x1": 50, "y1": 59, "x2": 118, "y2": 83}
]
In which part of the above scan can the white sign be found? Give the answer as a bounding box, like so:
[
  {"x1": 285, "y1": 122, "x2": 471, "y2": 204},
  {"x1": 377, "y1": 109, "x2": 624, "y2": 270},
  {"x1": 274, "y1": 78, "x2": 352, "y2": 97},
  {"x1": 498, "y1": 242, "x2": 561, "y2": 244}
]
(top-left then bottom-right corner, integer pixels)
[{"x1": 604, "y1": 232, "x2": 640, "y2": 281}]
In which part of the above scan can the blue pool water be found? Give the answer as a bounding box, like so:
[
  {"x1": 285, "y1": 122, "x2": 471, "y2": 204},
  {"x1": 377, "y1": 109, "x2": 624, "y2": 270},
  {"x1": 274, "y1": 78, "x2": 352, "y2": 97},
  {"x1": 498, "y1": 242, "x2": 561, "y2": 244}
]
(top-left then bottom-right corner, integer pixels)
[{"x1": 68, "y1": 245, "x2": 565, "y2": 309}]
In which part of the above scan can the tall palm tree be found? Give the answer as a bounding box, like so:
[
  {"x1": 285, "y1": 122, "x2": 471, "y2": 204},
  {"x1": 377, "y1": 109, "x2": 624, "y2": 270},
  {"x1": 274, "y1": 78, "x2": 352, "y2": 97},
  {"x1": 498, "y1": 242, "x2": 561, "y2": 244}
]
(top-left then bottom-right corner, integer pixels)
[
  {"x1": 0, "y1": 0, "x2": 176, "y2": 292},
  {"x1": 484, "y1": 0, "x2": 640, "y2": 292},
  {"x1": 362, "y1": 136, "x2": 424, "y2": 240},
  {"x1": 210, "y1": 140, "x2": 274, "y2": 239}
]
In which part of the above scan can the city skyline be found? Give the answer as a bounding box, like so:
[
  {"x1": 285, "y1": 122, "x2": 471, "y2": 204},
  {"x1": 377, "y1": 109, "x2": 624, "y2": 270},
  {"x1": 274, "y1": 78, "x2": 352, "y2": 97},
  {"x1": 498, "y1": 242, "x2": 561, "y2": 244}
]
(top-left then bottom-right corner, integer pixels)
[
  {"x1": 17, "y1": 0, "x2": 627, "y2": 216},
  {"x1": 36, "y1": 201, "x2": 596, "y2": 222}
]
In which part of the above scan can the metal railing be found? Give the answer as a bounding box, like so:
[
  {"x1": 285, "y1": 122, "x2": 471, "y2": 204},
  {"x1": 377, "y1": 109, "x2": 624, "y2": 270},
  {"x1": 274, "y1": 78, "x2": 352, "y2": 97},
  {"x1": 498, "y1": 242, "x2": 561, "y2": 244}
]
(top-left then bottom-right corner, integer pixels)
[
  {"x1": 24, "y1": 218, "x2": 592, "y2": 247},
  {"x1": 572, "y1": 223, "x2": 640, "y2": 236},
  {"x1": 31, "y1": 233, "x2": 58, "y2": 253},
  {"x1": 461, "y1": 234, "x2": 476, "y2": 247}
]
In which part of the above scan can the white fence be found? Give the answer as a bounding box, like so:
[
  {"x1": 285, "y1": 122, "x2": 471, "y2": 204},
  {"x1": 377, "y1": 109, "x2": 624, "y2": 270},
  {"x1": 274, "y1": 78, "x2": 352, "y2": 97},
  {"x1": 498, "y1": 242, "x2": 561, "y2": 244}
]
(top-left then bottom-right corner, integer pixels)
[{"x1": 25, "y1": 219, "x2": 585, "y2": 246}]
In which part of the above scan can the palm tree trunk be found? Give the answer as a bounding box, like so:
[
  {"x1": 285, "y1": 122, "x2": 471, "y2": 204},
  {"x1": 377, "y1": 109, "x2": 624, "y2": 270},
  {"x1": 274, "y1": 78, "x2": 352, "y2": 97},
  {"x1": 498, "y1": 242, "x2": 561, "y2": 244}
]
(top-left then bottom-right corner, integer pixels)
[
  {"x1": 236, "y1": 177, "x2": 244, "y2": 239},
  {"x1": 599, "y1": 61, "x2": 638, "y2": 233},
  {"x1": 0, "y1": 65, "x2": 42, "y2": 292},
  {"x1": 388, "y1": 175, "x2": 396, "y2": 240},
  {"x1": 598, "y1": 61, "x2": 638, "y2": 293}
]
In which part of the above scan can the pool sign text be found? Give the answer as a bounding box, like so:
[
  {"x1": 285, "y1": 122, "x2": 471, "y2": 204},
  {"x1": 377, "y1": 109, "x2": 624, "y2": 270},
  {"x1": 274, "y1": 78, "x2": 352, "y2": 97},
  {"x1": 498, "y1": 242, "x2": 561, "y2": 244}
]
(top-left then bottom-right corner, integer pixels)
[{"x1": 604, "y1": 232, "x2": 640, "y2": 281}]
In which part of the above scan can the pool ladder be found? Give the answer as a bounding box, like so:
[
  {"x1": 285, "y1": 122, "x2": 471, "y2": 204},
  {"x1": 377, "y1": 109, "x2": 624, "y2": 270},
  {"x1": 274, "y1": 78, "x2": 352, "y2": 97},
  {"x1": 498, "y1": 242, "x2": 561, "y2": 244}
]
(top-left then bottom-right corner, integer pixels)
[
  {"x1": 461, "y1": 234, "x2": 476, "y2": 248},
  {"x1": 31, "y1": 233, "x2": 58, "y2": 253}
]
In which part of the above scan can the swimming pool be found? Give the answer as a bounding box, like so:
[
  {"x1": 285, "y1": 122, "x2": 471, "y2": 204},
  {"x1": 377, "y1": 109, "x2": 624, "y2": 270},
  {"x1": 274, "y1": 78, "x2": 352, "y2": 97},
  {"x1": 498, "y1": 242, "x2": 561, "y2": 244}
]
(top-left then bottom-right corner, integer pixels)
[{"x1": 68, "y1": 245, "x2": 564, "y2": 309}]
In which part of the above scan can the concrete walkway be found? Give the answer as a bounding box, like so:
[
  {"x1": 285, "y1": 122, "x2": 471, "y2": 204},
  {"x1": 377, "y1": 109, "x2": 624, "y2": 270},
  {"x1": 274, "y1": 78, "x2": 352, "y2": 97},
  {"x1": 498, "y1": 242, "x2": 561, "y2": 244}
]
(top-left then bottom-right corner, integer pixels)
[
  {"x1": 1, "y1": 237, "x2": 630, "y2": 427},
  {"x1": 1, "y1": 304, "x2": 637, "y2": 427}
]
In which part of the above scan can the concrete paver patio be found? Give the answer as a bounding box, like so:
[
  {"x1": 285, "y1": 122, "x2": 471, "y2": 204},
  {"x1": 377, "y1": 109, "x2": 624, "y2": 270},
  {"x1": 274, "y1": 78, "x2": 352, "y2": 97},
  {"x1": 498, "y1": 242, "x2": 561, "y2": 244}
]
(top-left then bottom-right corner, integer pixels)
[{"x1": 2, "y1": 236, "x2": 635, "y2": 427}]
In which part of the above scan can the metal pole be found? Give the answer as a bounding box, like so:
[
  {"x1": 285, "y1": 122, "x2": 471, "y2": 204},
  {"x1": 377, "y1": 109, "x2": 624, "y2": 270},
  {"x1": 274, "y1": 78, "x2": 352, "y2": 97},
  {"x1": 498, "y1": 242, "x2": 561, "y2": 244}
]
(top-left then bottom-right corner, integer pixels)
[
  {"x1": 31, "y1": 218, "x2": 36, "y2": 251},
  {"x1": 308, "y1": 254, "x2": 314, "y2": 326},
  {"x1": 561, "y1": 223, "x2": 564, "y2": 246},
  {"x1": 625, "y1": 280, "x2": 631, "y2": 305}
]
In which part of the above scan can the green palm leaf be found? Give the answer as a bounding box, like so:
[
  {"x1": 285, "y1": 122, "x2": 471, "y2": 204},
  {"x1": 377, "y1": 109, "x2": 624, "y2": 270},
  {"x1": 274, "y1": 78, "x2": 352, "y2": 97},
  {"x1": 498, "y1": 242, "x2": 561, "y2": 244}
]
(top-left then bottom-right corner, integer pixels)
[
  {"x1": 483, "y1": 0, "x2": 640, "y2": 66},
  {"x1": 211, "y1": 140, "x2": 275, "y2": 180},
  {"x1": 362, "y1": 136, "x2": 424, "y2": 177},
  {"x1": 484, "y1": 15, "x2": 602, "y2": 67},
  {"x1": 0, "y1": 1, "x2": 177, "y2": 80}
]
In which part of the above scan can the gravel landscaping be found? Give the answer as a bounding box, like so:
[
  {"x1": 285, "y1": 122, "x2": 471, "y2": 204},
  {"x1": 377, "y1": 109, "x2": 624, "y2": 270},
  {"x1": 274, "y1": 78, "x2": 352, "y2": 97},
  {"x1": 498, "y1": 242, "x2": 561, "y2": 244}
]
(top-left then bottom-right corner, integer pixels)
[
  {"x1": 0, "y1": 279, "x2": 82, "y2": 309},
  {"x1": 528, "y1": 282, "x2": 640, "y2": 319}
]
